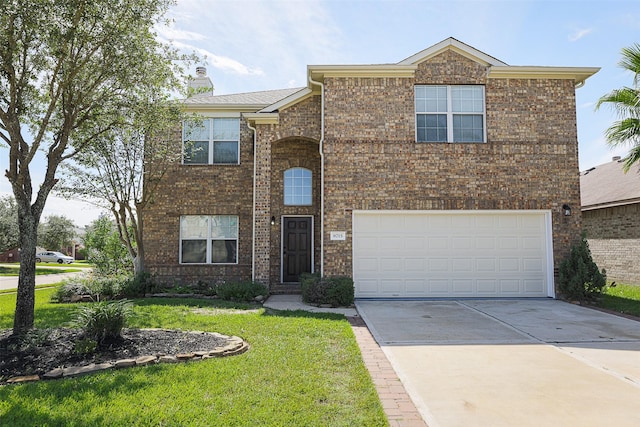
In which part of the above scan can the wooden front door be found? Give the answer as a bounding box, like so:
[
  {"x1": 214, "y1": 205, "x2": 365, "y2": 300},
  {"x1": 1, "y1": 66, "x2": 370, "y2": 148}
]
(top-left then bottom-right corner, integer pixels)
[{"x1": 282, "y1": 217, "x2": 312, "y2": 282}]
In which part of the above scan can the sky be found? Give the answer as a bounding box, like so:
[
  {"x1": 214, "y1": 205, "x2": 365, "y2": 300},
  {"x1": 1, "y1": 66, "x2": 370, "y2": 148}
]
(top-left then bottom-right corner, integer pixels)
[{"x1": 1, "y1": 0, "x2": 638, "y2": 227}]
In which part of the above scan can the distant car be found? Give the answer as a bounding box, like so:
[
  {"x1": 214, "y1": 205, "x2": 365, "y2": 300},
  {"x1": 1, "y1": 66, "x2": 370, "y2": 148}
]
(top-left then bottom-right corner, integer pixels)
[{"x1": 35, "y1": 251, "x2": 74, "y2": 264}]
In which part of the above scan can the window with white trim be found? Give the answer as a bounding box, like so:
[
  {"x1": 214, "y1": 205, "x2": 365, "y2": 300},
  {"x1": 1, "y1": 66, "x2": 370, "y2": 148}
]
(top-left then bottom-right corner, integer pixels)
[
  {"x1": 180, "y1": 215, "x2": 238, "y2": 264},
  {"x1": 183, "y1": 118, "x2": 240, "y2": 164},
  {"x1": 415, "y1": 85, "x2": 485, "y2": 143},
  {"x1": 284, "y1": 167, "x2": 312, "y2": 206}
]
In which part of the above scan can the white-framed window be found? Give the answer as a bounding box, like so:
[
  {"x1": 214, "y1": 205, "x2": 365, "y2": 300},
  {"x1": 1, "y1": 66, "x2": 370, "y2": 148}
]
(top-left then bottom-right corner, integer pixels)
[
  {"x1": 415, "y1": 85, "x2": 485, "y2": 143},
  {"x1": 284, "y1": 167, "x2": 312, "y2": 206},
  {"x1": 183, "y1": 118, "x2": 240, "y2": 164},
  {"x1": 180, "y1": 215, "x2": 238, "y2": 264}
]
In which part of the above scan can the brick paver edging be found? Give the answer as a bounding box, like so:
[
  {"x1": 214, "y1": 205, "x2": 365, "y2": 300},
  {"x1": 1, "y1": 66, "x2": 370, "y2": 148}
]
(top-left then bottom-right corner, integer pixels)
[{"x1": 348, "y1": 316, "x2": 428, "y2": 427}]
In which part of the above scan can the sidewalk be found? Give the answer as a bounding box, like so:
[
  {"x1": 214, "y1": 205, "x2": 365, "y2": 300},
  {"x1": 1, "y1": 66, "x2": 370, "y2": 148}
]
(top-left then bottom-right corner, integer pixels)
[
  {"x1": 0, "y1": 271, "x2": 88, "y2": 291},
  {"x1": 263, "y1": 295, "x2": 427, "y2": 427}
]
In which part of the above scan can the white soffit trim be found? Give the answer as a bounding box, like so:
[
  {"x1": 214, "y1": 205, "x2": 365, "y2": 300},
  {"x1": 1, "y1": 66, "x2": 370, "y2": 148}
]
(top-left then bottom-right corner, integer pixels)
[
  {"x1": 259, "y1": 88, "x2": 314, "y2": 113},
  {"x1": 243, "y1": 112, "x2": 279, "y2": 125},
  {"x1": 398, "y1": 37, "x2": 508, "y2": 67},
  {"x1": 488, "y1": 66, "x2": 600, "y2": 84},
  {"x1": 308, "y1": 64, "x2": 417, "y2": 81}
]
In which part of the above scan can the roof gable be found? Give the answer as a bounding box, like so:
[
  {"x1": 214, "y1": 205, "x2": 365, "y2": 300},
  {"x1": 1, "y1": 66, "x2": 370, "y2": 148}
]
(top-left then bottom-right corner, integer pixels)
[{"x1": 398, "y1": 37, "x2": 508, "y2": 67}]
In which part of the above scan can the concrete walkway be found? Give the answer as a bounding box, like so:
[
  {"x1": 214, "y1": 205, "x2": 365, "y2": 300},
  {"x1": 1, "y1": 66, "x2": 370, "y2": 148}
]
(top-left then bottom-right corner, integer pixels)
[
  {"x1": 264, "y1": 295, "x2": 427, "y2": 426},
  {"x1": 357, "y1": 299, "x2": 640, "y2": 427}
]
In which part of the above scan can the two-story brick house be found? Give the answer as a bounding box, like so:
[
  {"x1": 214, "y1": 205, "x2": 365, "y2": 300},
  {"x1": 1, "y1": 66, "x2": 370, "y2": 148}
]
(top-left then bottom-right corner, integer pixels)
[{"x1": 144, "y1": 38, "x2": 598, "y2": 298}]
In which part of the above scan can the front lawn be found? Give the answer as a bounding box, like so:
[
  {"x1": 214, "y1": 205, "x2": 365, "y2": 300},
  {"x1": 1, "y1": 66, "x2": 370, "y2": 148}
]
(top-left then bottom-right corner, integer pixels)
[
  {"x1": 0, "y1": 288, "x2": 387, "y2": 426},
  {"x1": 597, "y1": 283, "x2": 640, "y2": 318}
]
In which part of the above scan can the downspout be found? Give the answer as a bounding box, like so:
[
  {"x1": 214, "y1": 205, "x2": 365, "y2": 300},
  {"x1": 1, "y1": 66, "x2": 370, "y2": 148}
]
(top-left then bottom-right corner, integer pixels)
[
  {"x1": 308, "y1": 74, "x2": 325, "y2": 276},
  {"x1": 247, "y1": 119, "x2": 257, "y2": 282}
]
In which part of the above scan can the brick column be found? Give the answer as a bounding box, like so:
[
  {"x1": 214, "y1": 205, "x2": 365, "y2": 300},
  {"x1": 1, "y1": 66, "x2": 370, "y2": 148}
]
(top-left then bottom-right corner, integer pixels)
[{"x1": 253, "y1": 126, "x2": 272, "y2": 285}]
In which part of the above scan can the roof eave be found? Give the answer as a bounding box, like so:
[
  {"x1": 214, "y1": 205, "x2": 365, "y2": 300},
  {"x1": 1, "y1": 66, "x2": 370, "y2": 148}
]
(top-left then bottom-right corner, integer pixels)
[
  {"x1": 581, "y1": 198, "x2": 640, "y2": 211},
  {"x1": 308, "y1": 64, "x2": 417, "y2": 82},
  {"x1": 488, "y1": 66, "x2": 600, "y2": 85},
  {"x1": 243, "y1": 112, "x2": 279, "y2": 125}
]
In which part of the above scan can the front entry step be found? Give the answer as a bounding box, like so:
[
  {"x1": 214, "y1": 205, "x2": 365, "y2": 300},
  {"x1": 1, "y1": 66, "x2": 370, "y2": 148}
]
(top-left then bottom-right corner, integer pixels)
[{"x1": 270, "y1": 284, "x2": 302, "y2": 295}]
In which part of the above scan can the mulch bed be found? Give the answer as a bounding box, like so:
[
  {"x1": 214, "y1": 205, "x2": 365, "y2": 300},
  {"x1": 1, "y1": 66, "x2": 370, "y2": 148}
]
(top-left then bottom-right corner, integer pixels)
[{"x1": 0, "y1": 328, "x2": 230, "y2": 384}]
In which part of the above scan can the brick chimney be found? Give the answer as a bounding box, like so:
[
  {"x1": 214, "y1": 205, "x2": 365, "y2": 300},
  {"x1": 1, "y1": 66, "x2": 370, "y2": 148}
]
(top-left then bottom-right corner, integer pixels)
[{"x1": 188, "y1": 66, "x2": 214, "y2": 95}]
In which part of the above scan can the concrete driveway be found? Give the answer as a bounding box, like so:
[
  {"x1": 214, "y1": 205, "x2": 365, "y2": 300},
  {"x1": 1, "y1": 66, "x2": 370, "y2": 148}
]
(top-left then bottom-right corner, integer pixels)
[{"x1": 356, "y1": 299, "x2": 640, "y2": 427}]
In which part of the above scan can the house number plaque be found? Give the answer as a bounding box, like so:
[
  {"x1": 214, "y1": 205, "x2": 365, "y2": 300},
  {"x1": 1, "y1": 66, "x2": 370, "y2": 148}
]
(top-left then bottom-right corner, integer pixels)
[{"x1": 330, "y1": 231, "x2": 346, "y2": 241}]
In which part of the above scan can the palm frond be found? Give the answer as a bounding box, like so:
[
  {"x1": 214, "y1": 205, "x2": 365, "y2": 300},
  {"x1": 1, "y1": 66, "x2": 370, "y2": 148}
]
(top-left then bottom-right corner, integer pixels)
[
  {"x1": 619, "y1": 43, "x2": 640, "y2": 86},
  {"x1": 603, "y1": 118, "x2": 640, "y2": 147},
  {"x1": 622, "y1": 146, "x2": 640, "y2": 172}
]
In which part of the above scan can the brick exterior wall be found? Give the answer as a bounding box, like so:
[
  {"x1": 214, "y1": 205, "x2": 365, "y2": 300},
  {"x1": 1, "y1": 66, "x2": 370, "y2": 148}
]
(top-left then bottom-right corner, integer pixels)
[
  {"x1": 144, "y1": 117, "x2": 255, "y2": 285},
  {"x1": 144, "y1": 49, "x2": 582, "y2": 293},
  {"x1": 582, "y1": 204, "x2": 640, "y2": 284},
  {"x1": 322, "y1": 51, "x2": 581, "y2": 280}
]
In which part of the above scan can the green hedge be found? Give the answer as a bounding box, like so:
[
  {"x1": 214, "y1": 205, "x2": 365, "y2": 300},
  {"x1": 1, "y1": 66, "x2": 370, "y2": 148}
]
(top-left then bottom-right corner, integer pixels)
[{"x1": 300, "y1": 273, "x2": 354, "y2": 307}]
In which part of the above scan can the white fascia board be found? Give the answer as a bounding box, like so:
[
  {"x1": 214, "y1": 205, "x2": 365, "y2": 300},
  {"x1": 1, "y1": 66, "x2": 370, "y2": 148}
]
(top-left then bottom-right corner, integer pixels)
[
  {"x1": 258, "y1": 88, "x2": 314, "y2": 113},
  {"x1": 308, "y1": 64, "x2": 417, "y2": 82},
  {"x1": 488, "y1": 66, "x2": 600, "y2": 84},
  {"x1": 243, "y1": 112, "x2": 279, "y2": 125},
  {"x1": 398, "y1": 37, "x2": 508, "y2": 67}
]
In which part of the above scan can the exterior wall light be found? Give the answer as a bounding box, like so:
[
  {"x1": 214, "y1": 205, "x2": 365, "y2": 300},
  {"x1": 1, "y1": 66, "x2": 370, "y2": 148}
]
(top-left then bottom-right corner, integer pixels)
[
  {"x1": 562, "y1": 204, "x2": 571, "y2": 216},
  {"x1": 271, "y1": 216, "x2": 276, "y2": 226}
]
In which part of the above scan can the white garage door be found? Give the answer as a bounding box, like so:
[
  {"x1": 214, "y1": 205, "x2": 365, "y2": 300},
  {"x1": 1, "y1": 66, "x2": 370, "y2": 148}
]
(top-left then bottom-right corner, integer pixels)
[{"x1": 352, "y1": 211, "x2": 553, "y2": 298}]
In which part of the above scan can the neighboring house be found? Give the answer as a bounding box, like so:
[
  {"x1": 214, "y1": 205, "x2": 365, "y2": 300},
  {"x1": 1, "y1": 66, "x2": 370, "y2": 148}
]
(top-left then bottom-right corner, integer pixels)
[
  {"x1": 144, "y1": 37, "x2": 599, "y2": 298},
  {"x1": 580, "y1": 157, "x2": 640, "y2": 285}
]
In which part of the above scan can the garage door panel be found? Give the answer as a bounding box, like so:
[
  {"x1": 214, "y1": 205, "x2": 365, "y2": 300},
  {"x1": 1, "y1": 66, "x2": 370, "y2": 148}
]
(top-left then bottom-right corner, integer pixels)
[
  {"x1": 453, "y1": 279, "x2": 473, "y2": 293},
  {"x1": 477, "y1": 258, "x2": 497, "y2": 272},
  {"x1": 499, "y1": 279, "x2": 521, "y2": 293},
  {"x1": 380, "y1": 258, "x2": 402, "y2": 272},
  {"x1": 523, "y1": 258, "x2": 543, "y2": 272},
  {"x1": 353, "y1": 211, "x2": 551, "y2": 298},
  {"x1": 477, "y1": 279, "x2": 498, "y2": 293},
  {"x1": 429, "y1": 237, "x2": 449, "y2": 250},
  {"x1": 405, "y1": 258, "x2": 426, "y2": 271}
]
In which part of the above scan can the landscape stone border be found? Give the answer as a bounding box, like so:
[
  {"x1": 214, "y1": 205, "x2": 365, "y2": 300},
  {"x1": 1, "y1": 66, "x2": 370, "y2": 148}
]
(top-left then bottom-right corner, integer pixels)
[{"x1": 5, "y1": 330, "x2": 249, "y2": 385}]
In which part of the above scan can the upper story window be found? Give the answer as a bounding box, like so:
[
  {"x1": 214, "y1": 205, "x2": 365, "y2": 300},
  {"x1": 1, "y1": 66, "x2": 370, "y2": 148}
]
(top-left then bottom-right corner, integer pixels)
[
  {"x1": 183, "y1": 118, "x2": 240, "y2": 164},
  {"x1": 284, "y1": 167, "x2": 312, "y2": 206},
  {"x1": 415, "y1": 85, "x2": 485, "y2": 143},
  {"x1": 180, "y1": 215, "x2": 238, "y2": 264}
]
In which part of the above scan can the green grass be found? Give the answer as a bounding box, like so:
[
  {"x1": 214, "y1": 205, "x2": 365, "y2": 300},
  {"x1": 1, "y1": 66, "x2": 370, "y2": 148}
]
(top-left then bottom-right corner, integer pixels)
[
  {"x1": 598, "y1": 283, "x2": 640, "y2": 317},
  {"x1": 0, "y1": 266, "x2": 82, "y2": 276},
  {"x1": 0, "y1": 288, "x2": 387, "y2": 426}
]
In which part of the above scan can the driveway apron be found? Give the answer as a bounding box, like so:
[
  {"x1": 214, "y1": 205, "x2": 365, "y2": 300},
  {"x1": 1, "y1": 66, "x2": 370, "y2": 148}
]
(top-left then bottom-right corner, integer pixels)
[{"x1": 356, "y1": 299, "x2": 640, "y2": 427}]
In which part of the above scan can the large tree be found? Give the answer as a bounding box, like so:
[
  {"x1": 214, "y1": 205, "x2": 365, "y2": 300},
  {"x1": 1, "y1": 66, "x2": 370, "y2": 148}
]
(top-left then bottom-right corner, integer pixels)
[
  {"x1": 0, "y1": 0, "x2": 186, "y2": 334},
  {"x1": 0, "y1": 195, "x2": 19, "y2": 253},
  {"x1": 597, "y1": 43, "x2": 640, "y2": 171},
  {"x1": 58, "y1": 99, "x2": 186, "y2": 276}
]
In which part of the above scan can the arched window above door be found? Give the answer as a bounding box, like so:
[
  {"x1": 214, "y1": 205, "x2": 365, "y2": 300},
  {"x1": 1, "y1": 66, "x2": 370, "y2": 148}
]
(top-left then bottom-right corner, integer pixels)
[{"x1": 284, "y1": 167, "x2": 312, "y2": 206}]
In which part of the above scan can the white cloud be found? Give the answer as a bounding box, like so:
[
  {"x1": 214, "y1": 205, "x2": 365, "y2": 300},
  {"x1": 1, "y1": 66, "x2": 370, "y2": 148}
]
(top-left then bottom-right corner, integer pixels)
[
  {"x1": 156, "y1": 24, "x2": 207, "y2": 42},
  {"x1": 568, "y1": 28, "x2": 592, "y2": 42},
  {"x1": 170, "y1": 40, "x2": 264, "y2": 76}
]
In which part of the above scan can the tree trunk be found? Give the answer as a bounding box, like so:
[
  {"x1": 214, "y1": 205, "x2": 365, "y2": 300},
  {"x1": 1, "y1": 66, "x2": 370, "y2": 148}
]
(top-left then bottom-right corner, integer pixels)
[
  {"x1": 133, "y1": 209, "x2": 145, "y2": 276},
  {"x1": 13, "y1": 212, "x2": 38, "y2": 335}
]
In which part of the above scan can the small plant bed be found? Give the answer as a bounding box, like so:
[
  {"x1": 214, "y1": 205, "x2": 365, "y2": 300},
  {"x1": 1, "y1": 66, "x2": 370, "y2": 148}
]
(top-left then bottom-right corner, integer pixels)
[{"x1": 0, "y1": 328, "x2": 248, "y2": 384}]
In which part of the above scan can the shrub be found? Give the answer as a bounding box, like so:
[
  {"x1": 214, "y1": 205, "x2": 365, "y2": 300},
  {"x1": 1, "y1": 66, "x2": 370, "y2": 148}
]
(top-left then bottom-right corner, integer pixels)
[
  {"x1": 558, "y1": 235, "x2": 607, "y2": 302},
  {"x1": 51, "y1": 280, "x2": 95, "y2": 303},
  {"x1": 51, "y1": 273, "x2": 151, "y2": 303},
  {"x1": 301, "y1": 274, "x2": 354, "y2": 307},
  {"x1": 215, "y1": 281, "x2": 268, "y2": 302},
  {"x1": 70, "y1": 299, "x2": 134, "y2": 344}
]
